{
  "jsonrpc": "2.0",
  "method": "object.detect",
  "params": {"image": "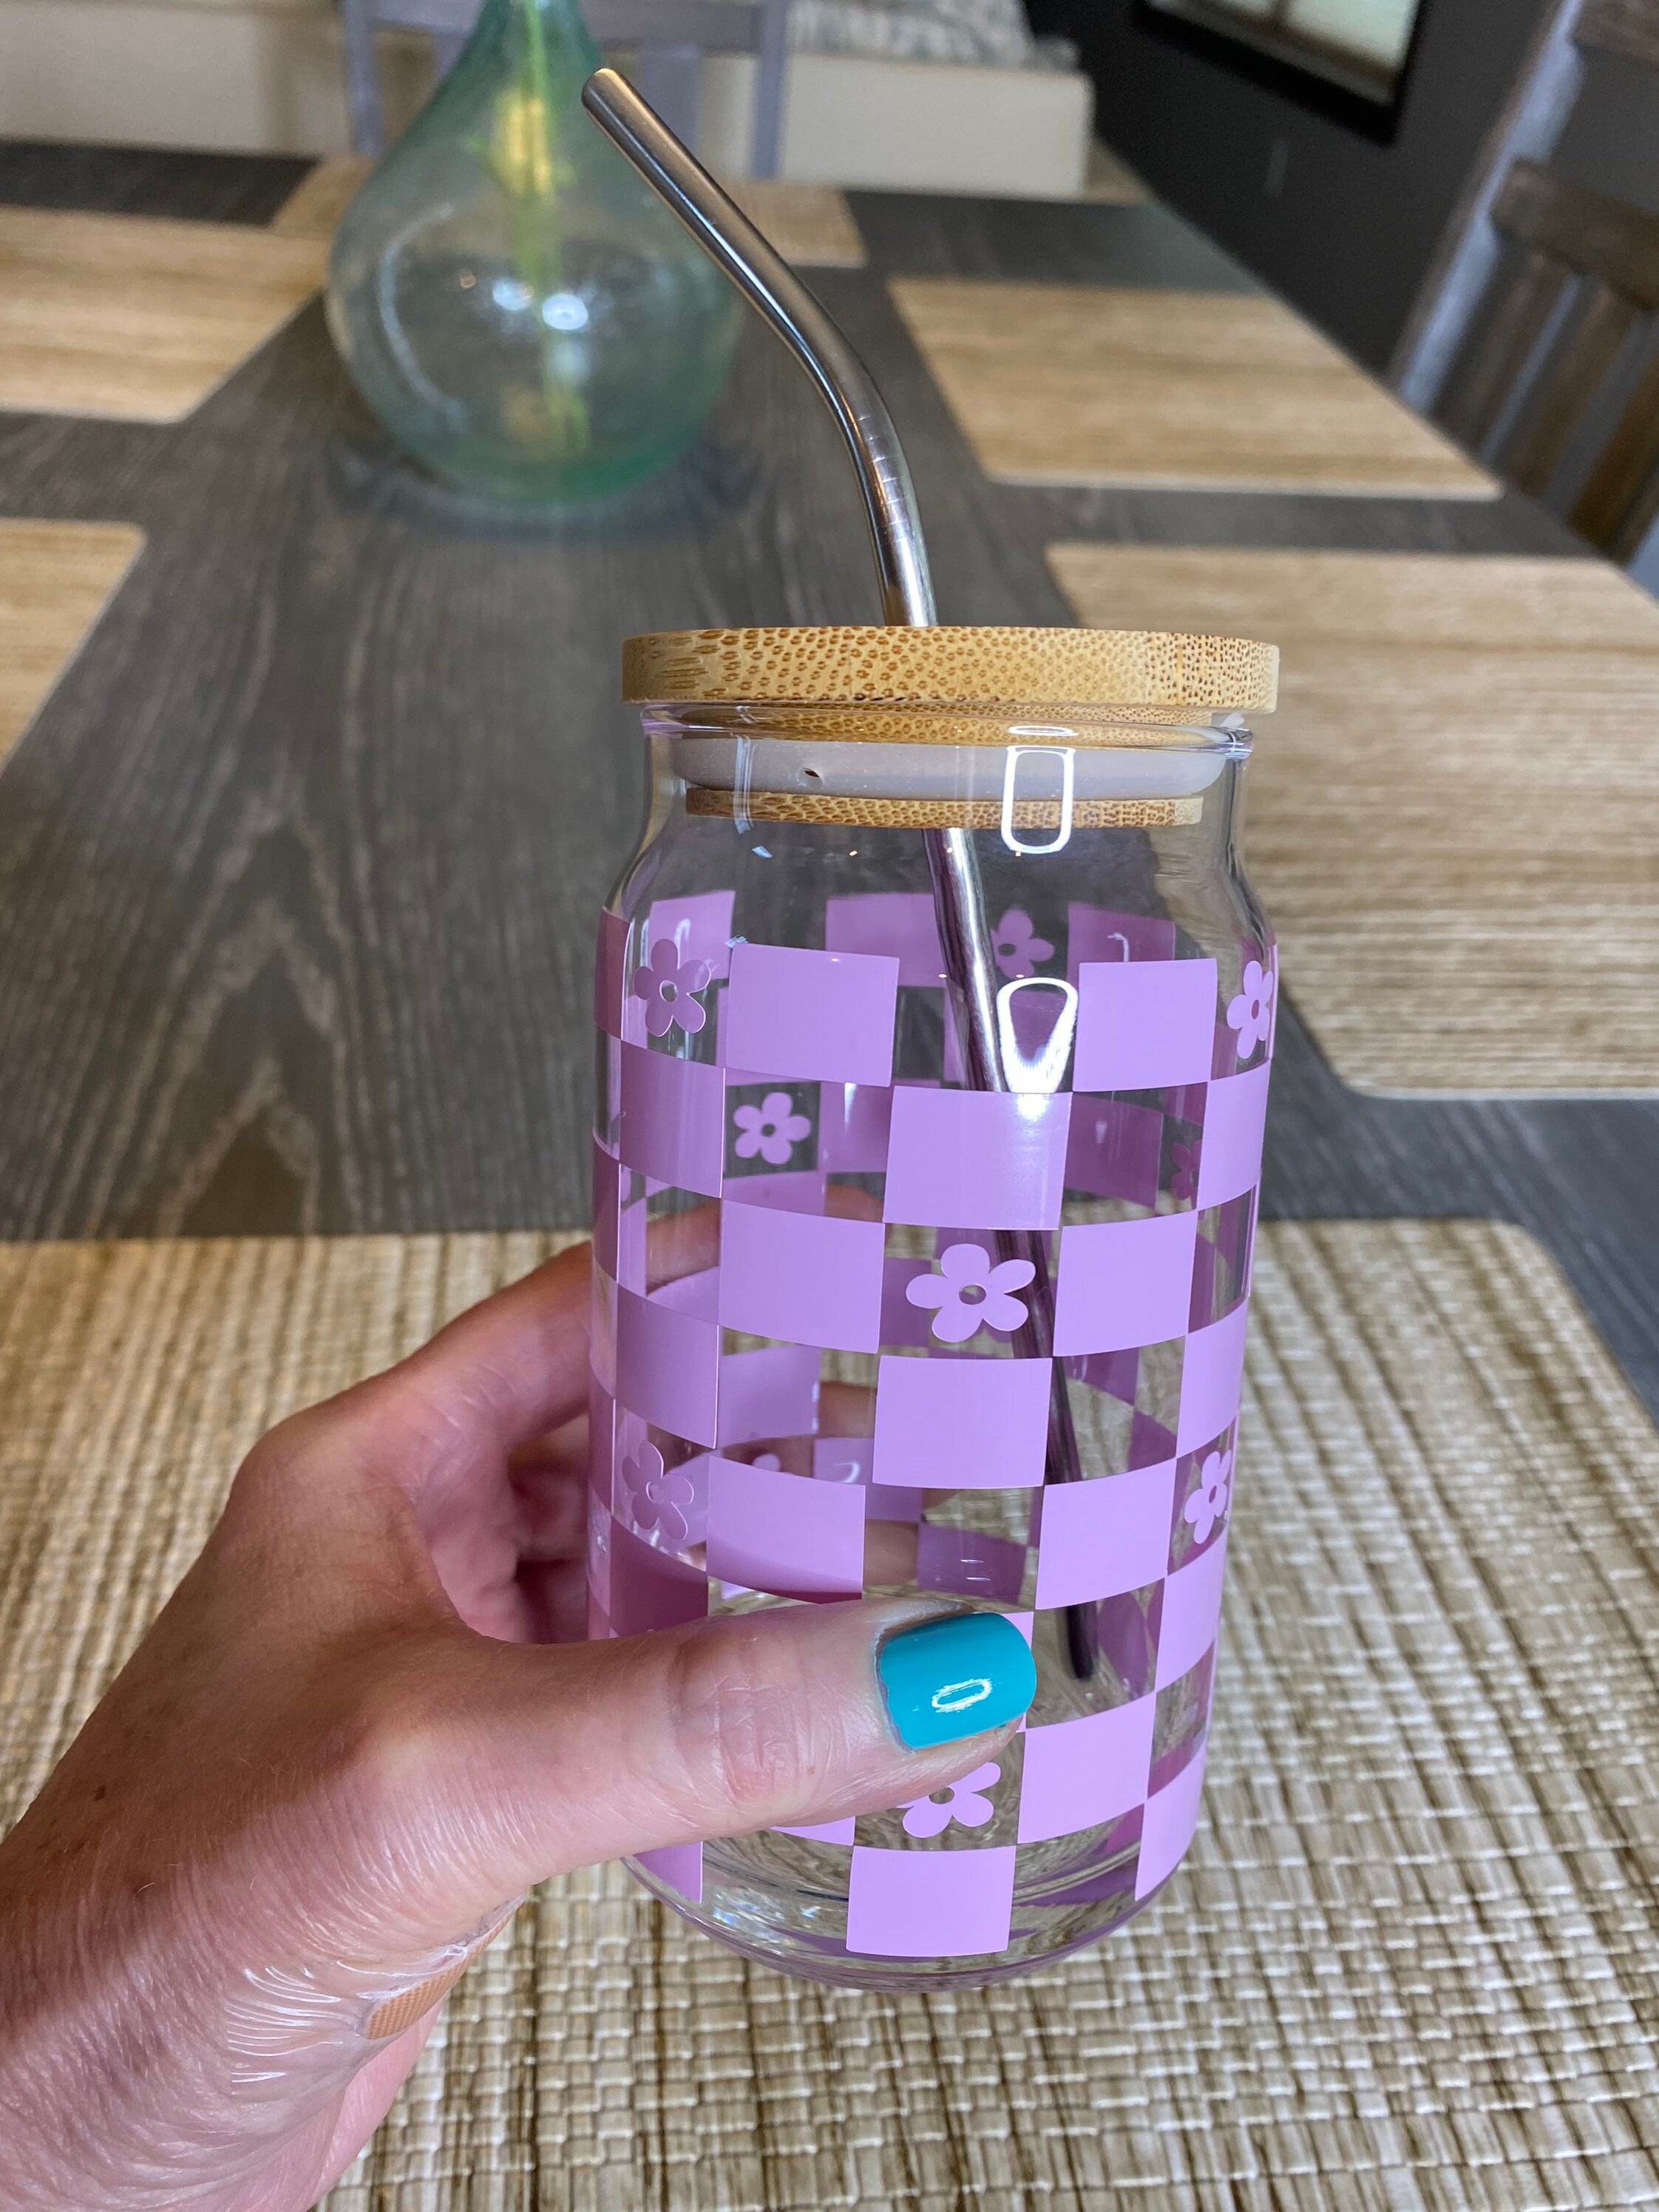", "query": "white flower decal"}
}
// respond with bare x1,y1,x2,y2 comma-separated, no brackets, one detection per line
1226,960,1274,1061
1183,1448,1232,1546
622,1441,696,1544
631,937,710,1038
733,1090,811,1165
991,908,1054,981
906,1241,1035,1344
900,1761,1001,1837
